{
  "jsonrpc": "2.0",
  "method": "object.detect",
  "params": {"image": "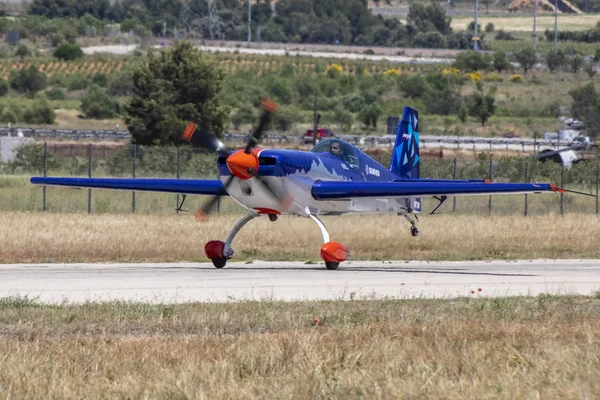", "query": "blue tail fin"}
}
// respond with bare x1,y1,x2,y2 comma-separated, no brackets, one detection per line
390,106,420,179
